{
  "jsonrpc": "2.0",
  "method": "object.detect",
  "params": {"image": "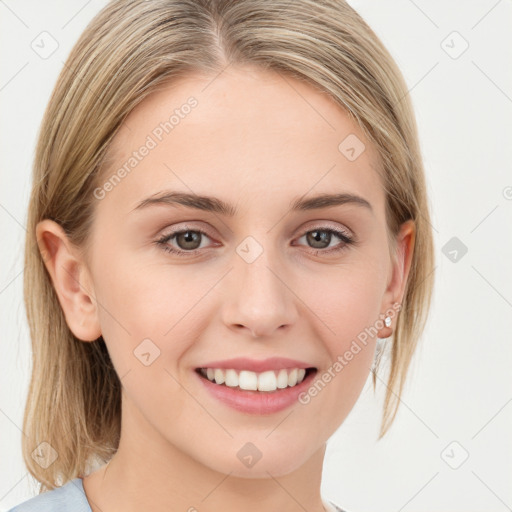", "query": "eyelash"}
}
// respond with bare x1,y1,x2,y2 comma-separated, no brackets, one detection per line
155,225,355,257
